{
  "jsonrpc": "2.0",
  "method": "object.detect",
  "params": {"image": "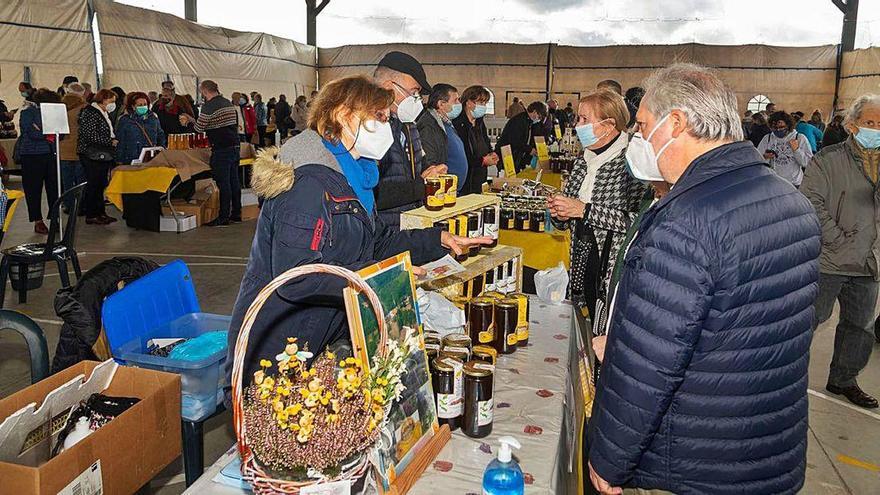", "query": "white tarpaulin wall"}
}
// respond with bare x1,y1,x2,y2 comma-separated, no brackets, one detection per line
553,44,839,116
0,0,96,109
319,43,550,116
319,42,840,117
93,0,316,102
839,47,880,110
